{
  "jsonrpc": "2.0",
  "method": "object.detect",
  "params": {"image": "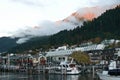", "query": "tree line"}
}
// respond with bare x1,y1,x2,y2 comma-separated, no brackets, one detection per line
8,6,120,53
